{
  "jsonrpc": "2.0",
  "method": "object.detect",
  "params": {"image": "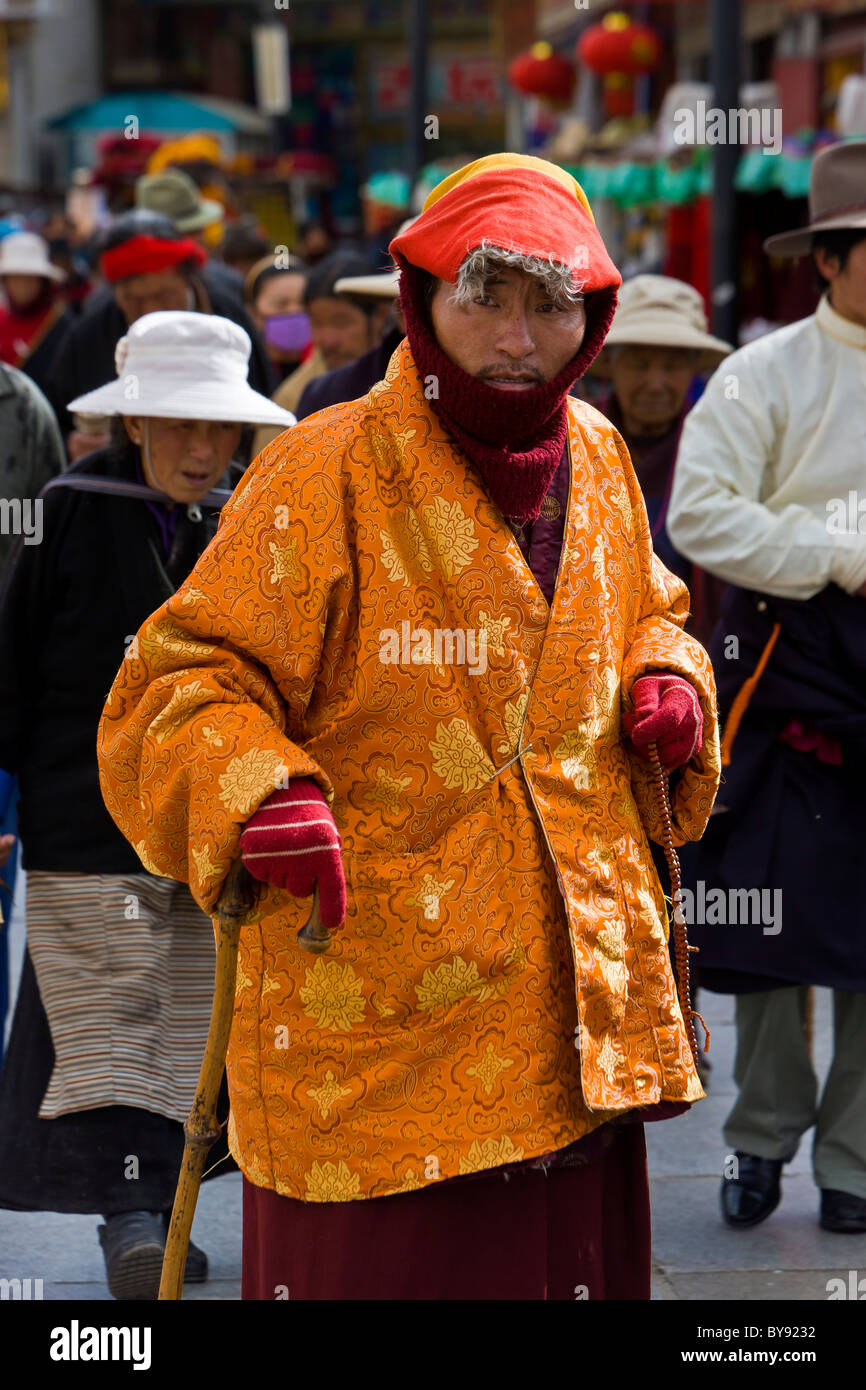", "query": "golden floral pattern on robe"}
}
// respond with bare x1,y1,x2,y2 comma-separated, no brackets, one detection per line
555,726,598,790
306,1070,353,1119
97,340,719,1202
429,717,496,792
458,1134,525,1174
299,958,367,1031
362,767,413,815
414,954,502,1012
218,749,288,817
149,679,210,744
465,1041,516,1096
406,872,456,921
477,610,511,658
304,1159,362,1202
417,496,479,579
190,842,220,888
380,507,433,585
266,535,302,588
496,691,530,759
138,619,217,671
